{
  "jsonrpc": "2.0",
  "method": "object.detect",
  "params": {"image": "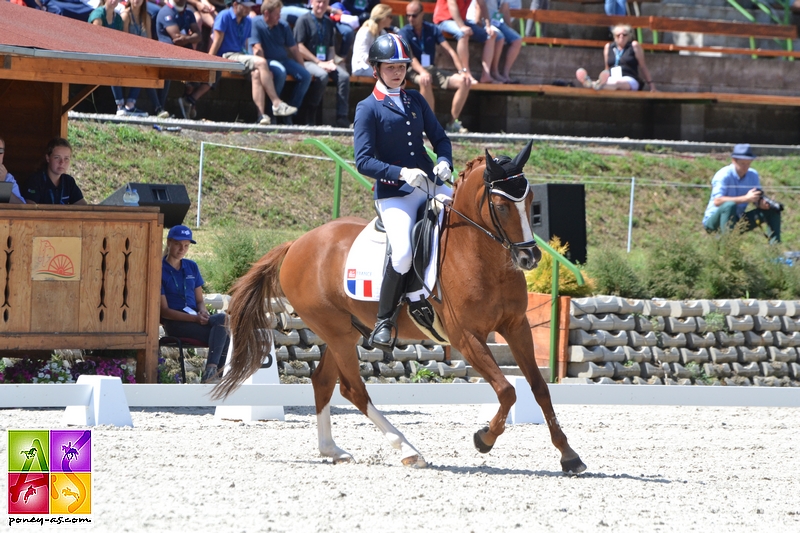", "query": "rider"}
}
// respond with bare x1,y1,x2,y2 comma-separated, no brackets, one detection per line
353,33,454,352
